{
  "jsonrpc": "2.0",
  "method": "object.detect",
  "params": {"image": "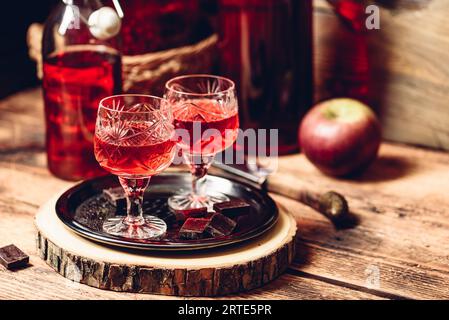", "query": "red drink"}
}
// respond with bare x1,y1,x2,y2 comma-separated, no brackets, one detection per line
323,0,370,103
165,75,237,212
94,94,175,239
173,99,239,155
217,0,313,154
43,48,122,180
329,0,366,32
94,134,176,177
